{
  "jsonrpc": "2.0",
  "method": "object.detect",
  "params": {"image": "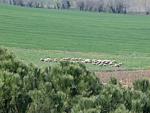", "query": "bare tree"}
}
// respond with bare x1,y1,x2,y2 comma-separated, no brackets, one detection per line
76,0,85,11
61,0,71,9
0,0,150,14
